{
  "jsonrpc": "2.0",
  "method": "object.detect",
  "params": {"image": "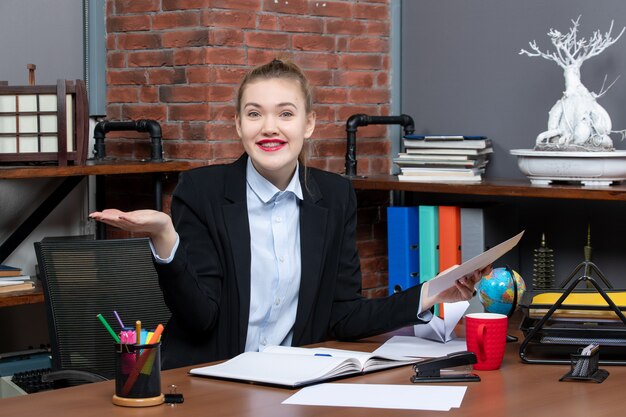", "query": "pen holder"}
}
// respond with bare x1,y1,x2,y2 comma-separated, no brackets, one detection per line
112,342,164,407
559,348,609,383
